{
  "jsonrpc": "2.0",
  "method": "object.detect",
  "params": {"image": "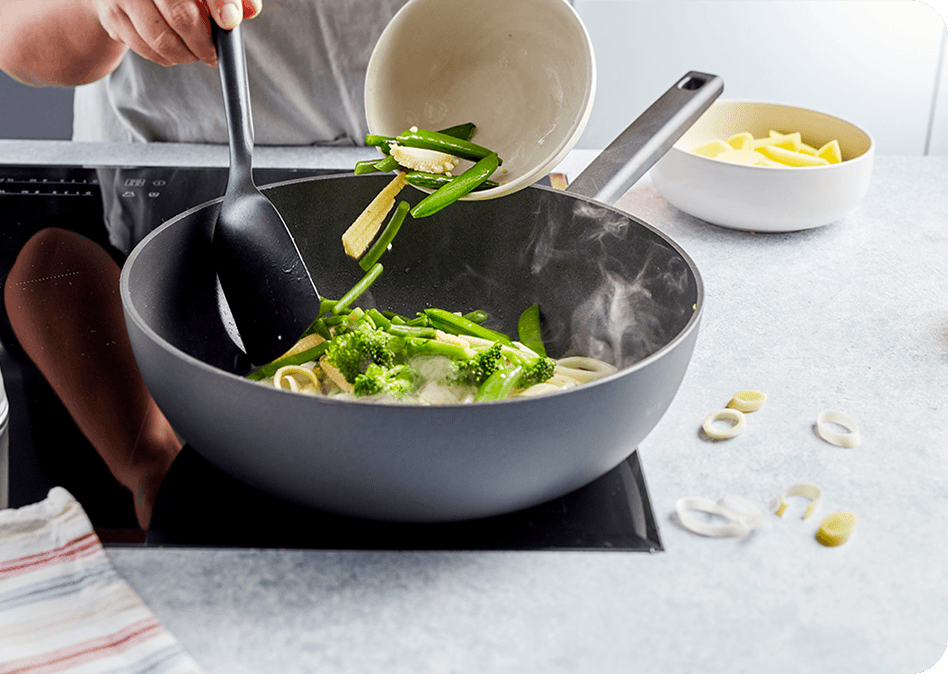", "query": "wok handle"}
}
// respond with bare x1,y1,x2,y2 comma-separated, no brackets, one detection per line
566,71,723,206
